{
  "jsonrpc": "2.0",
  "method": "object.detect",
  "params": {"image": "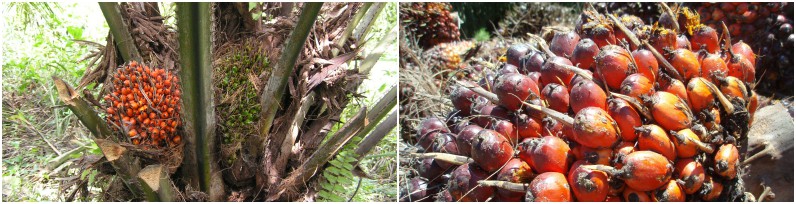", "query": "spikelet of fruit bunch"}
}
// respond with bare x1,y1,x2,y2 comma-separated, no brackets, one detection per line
403,4,761,202
401,2,461,49
104,61,182,148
